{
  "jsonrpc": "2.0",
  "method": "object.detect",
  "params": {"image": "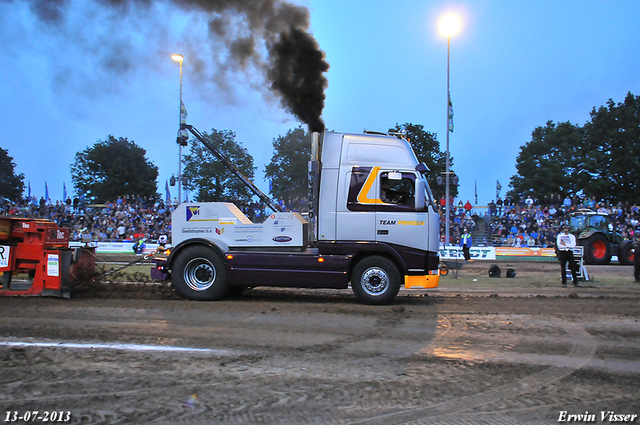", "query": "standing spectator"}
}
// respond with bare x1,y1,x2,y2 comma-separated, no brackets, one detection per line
633,238,640,283
556,226,580,287
464,200,472,214
459,228,472,261
525,195,534,209
488,200,496,216
504,196,512,209
117,222,126,239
